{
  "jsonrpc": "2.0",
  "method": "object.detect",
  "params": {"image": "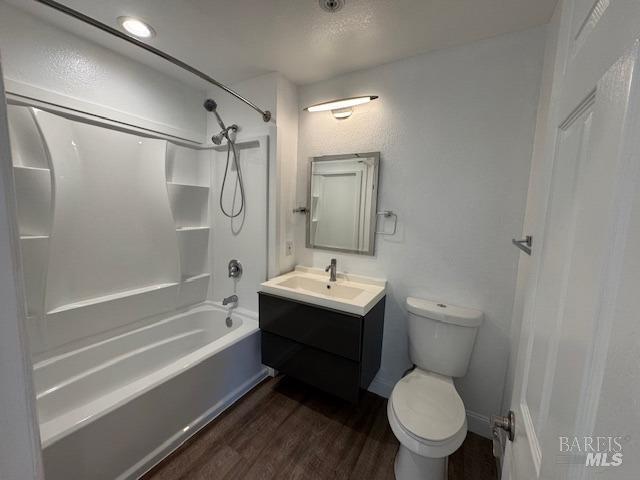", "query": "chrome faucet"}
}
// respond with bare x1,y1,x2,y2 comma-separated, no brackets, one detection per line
325,258,337,282
222,294,238,306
